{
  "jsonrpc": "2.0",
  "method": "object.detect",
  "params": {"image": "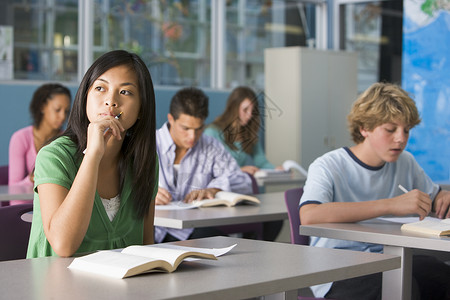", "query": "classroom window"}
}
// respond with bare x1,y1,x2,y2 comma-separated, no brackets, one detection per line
92,0,211,86
225,0,322,89
336,0,403,92
0,0,323,88
0,0,78,81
